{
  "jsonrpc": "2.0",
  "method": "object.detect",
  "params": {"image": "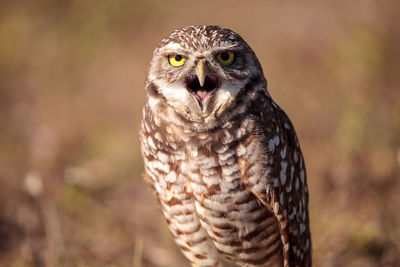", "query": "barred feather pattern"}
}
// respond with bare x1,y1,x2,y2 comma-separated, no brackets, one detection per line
140,25,311,267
